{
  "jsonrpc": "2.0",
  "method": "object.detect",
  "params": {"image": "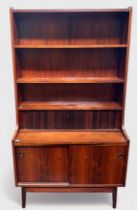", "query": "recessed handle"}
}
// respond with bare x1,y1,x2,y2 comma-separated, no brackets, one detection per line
18,152,24,158
117,152,124,159
66,112,71,119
